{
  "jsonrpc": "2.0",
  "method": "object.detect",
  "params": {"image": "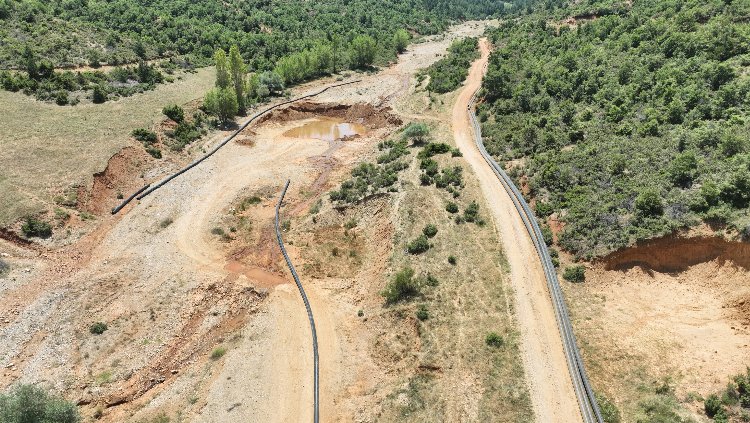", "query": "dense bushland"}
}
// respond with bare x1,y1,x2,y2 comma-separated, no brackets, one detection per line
480,0,750,258
424,37,479,93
